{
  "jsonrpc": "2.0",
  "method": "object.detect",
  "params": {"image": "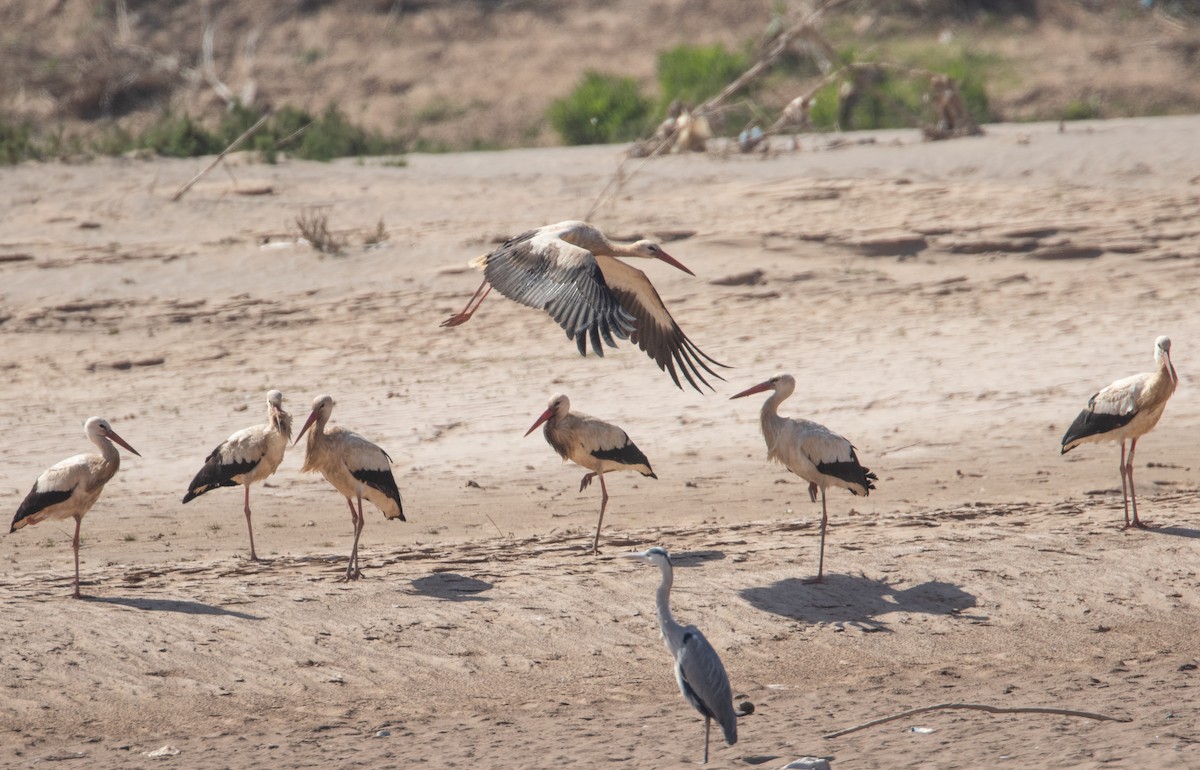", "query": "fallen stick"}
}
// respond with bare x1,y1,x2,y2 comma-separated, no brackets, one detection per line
171,112,271,202
823,702,1131,739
